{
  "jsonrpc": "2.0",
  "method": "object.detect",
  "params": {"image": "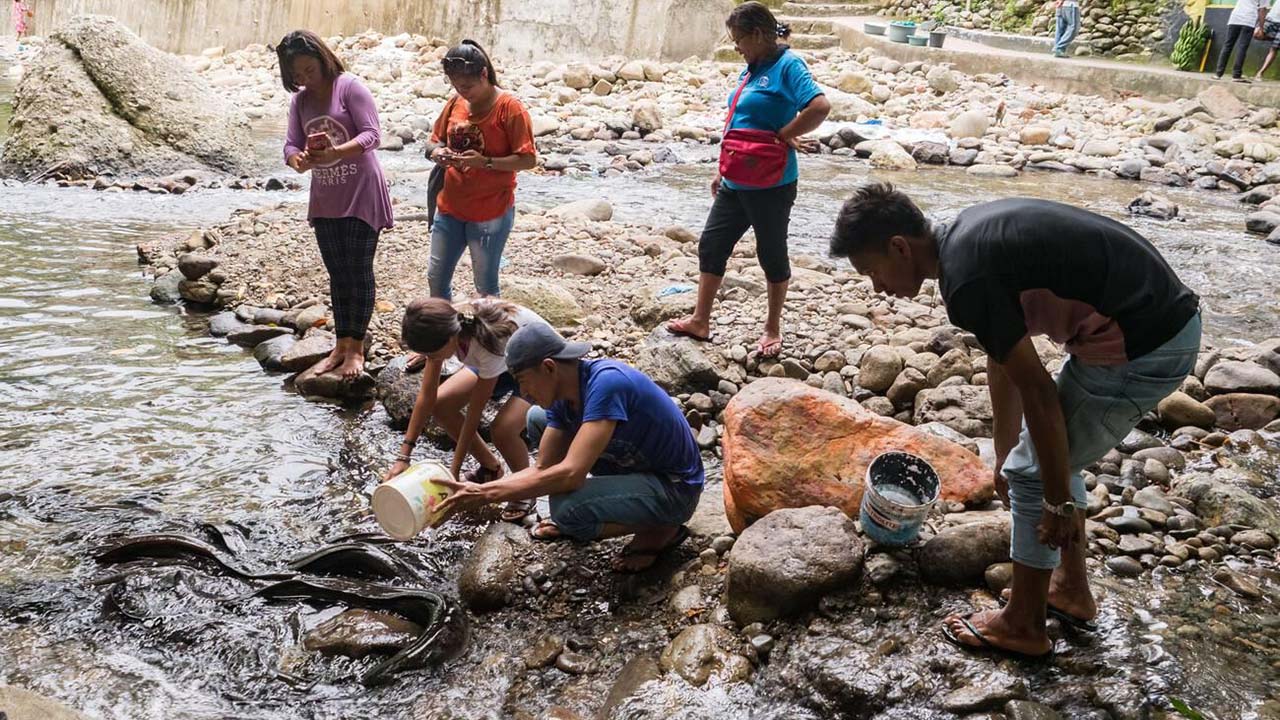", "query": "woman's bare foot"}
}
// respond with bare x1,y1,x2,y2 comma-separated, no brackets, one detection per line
942,608,1052,657
311,348,343,376
666,316,711,342
337,350,365,381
